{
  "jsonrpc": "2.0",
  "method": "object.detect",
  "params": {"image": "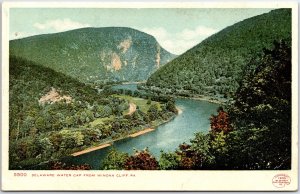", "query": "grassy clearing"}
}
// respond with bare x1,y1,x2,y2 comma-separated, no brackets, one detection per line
113,94,161,113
